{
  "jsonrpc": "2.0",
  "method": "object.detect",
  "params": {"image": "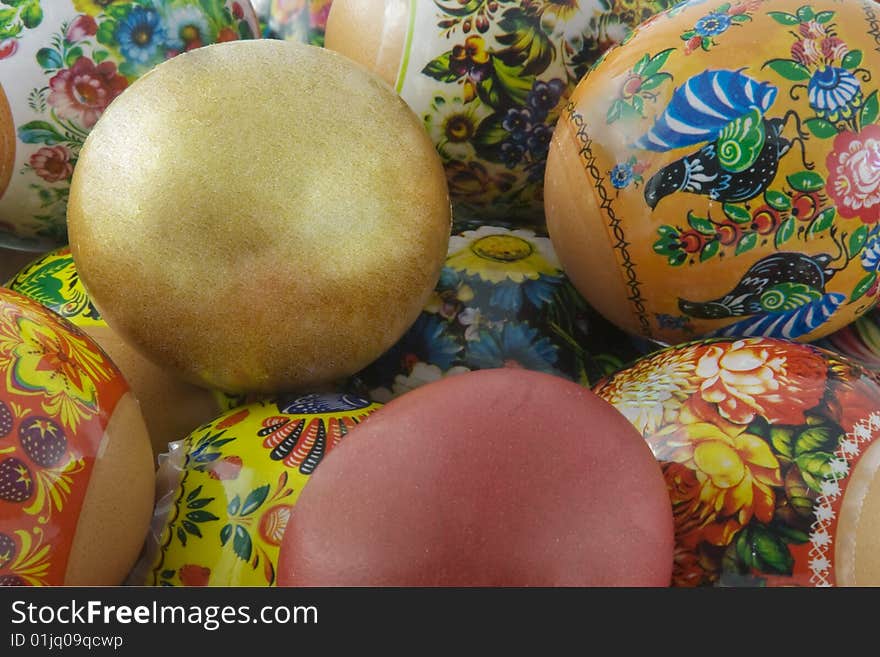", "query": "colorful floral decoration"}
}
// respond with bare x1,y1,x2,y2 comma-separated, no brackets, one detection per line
0,288,128,586
5,247,247,411
395,0,682,225
0,1,259,251
266,0,331,45
133,393,382,587
595,337,880,587
349,221,658,402
549,0,880,346
813,305,880,371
